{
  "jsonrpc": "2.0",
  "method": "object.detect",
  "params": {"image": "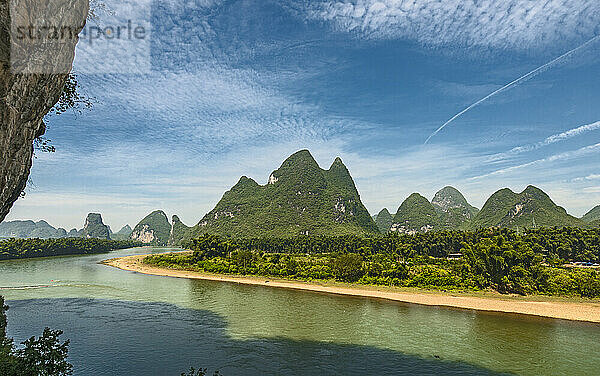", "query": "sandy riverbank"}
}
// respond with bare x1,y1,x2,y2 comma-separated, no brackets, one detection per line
103,253,600,323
